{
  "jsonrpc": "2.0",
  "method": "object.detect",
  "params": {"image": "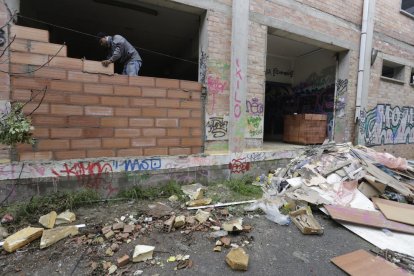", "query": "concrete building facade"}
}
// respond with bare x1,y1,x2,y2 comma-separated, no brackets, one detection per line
0,0,414,201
